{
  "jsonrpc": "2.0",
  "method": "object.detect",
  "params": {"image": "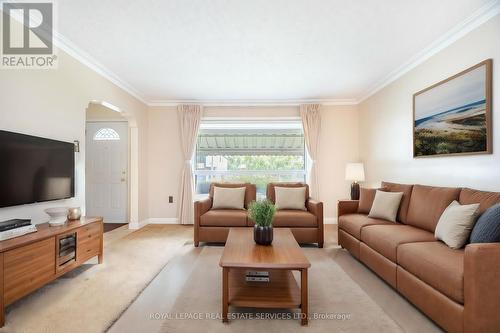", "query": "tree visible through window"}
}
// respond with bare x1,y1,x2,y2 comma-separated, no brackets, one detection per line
194,120,306,197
